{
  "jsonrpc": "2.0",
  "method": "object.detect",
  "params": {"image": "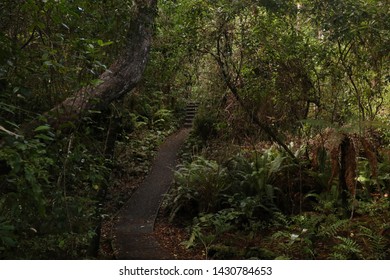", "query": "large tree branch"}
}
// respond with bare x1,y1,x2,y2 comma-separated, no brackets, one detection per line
23,0,158,133
215,32,297,160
